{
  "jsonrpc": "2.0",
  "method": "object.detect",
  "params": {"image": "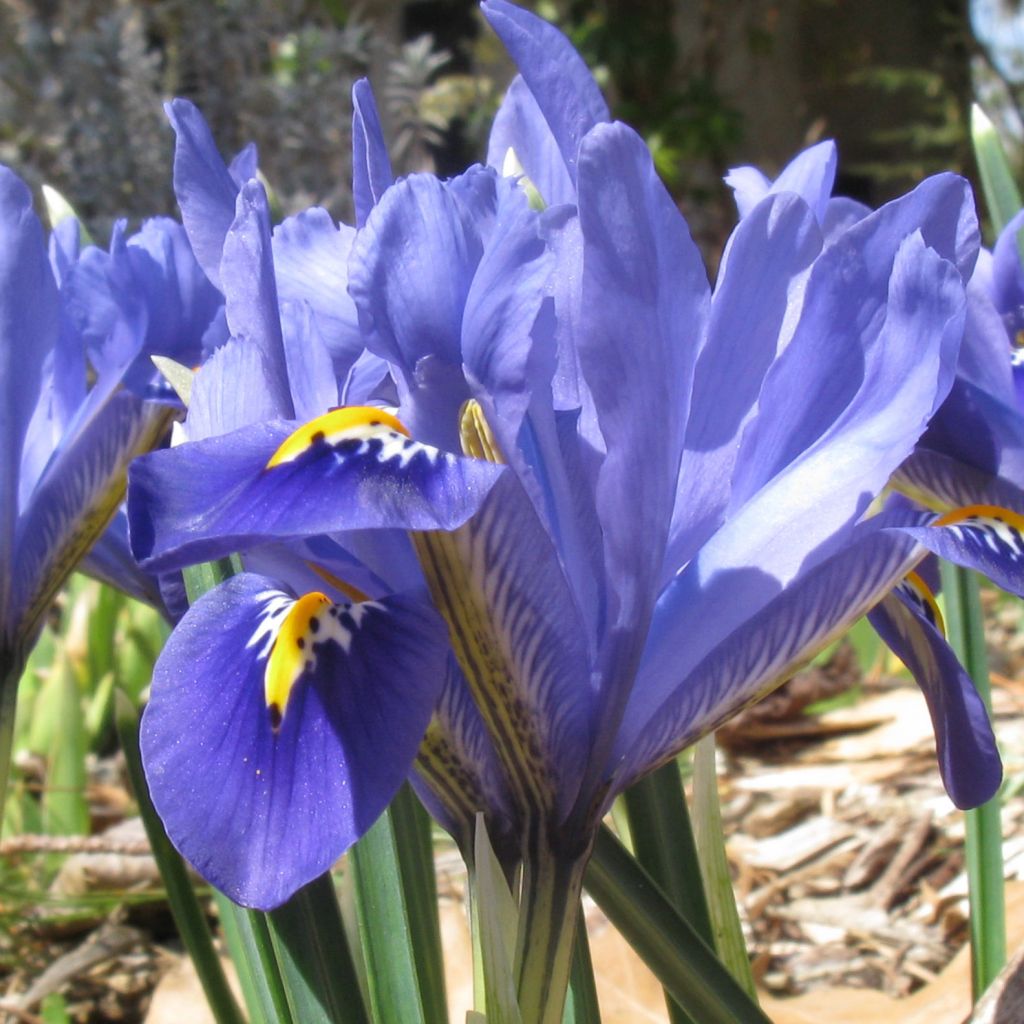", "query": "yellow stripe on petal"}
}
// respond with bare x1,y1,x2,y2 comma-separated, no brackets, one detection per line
266,406,409,469
933,503,1024,531
901,571,945,637
264,591,331,730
